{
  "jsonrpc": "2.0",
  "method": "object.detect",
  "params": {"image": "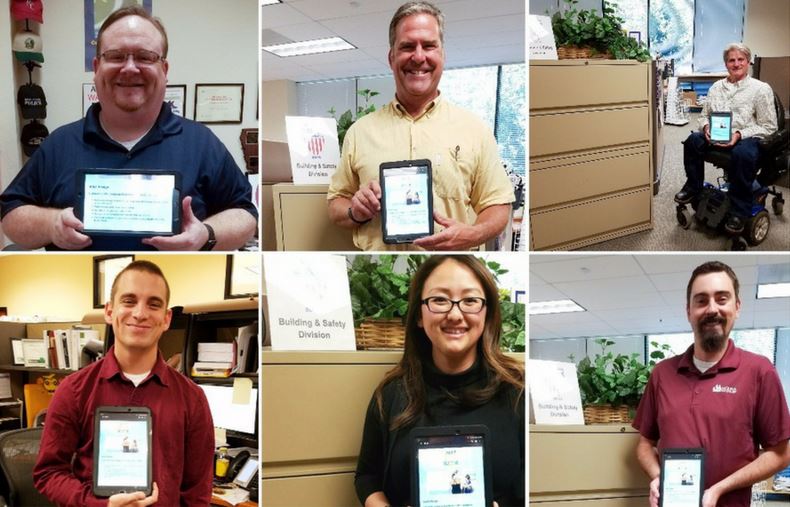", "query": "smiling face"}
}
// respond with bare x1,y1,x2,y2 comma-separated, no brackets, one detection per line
686,271,741,354
388,12,444,113
105,269,172,355
725,49,749,83
418,259,486,373
93,15,168,119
